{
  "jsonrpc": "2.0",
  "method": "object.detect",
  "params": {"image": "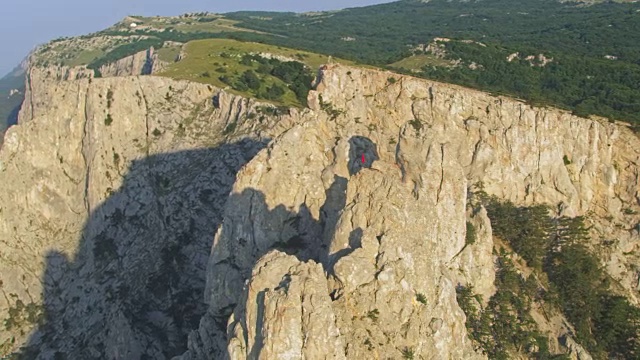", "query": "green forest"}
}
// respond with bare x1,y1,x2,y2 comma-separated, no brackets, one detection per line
221,54,314,105
222,0,640,129
456,253,569,360
463,193,640,359
419,41,640,126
